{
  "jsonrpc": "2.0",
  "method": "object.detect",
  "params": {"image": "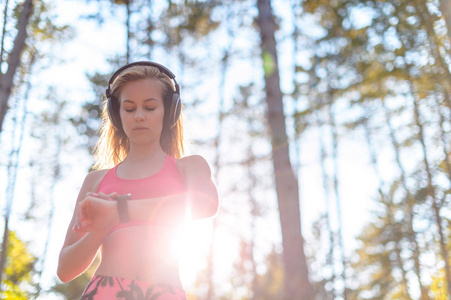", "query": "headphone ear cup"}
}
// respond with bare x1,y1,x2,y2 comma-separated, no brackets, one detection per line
168,93,181,128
